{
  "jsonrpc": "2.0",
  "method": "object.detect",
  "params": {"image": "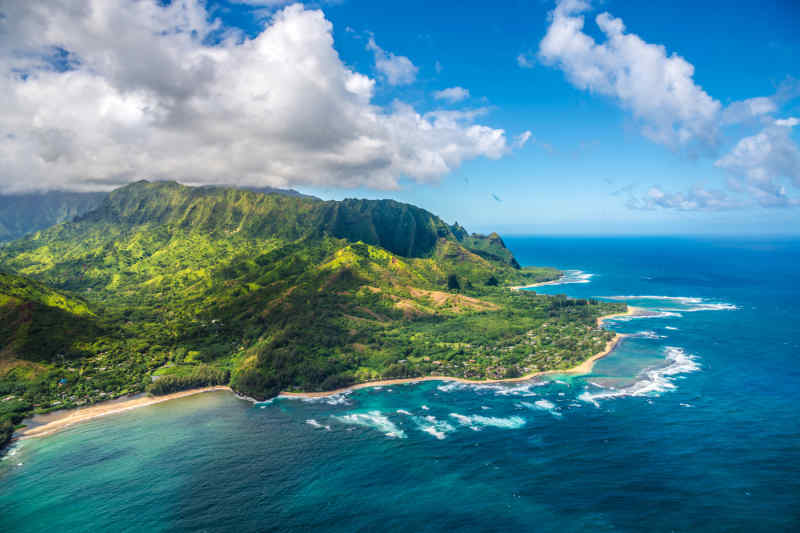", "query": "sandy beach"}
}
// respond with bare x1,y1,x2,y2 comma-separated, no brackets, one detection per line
16,386,231,440
14,307,638,439
280,307,638,398
508,278,566,290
